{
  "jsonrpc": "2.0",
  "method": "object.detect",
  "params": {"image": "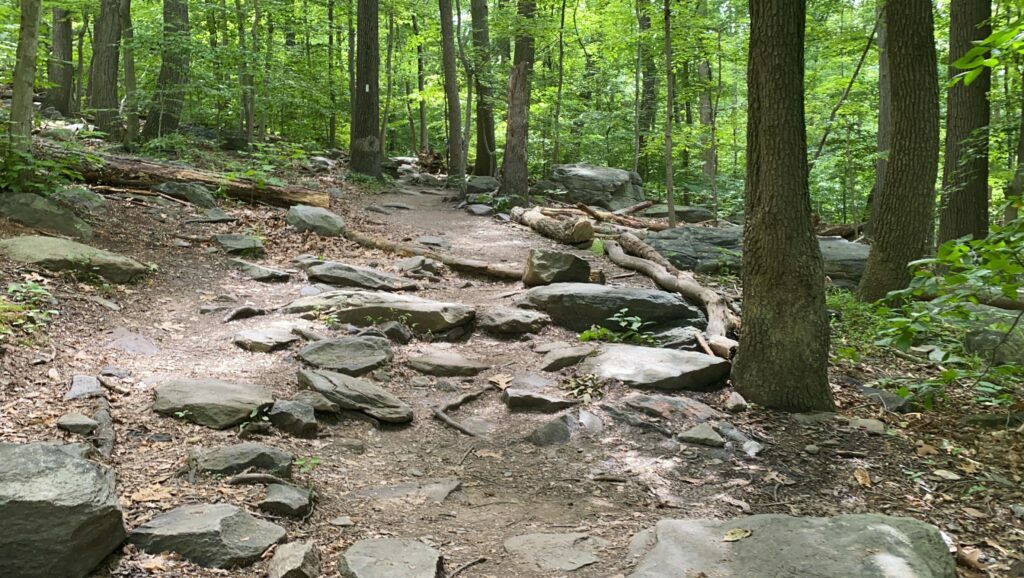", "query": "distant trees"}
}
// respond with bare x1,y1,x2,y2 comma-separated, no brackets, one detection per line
438,0,464,182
